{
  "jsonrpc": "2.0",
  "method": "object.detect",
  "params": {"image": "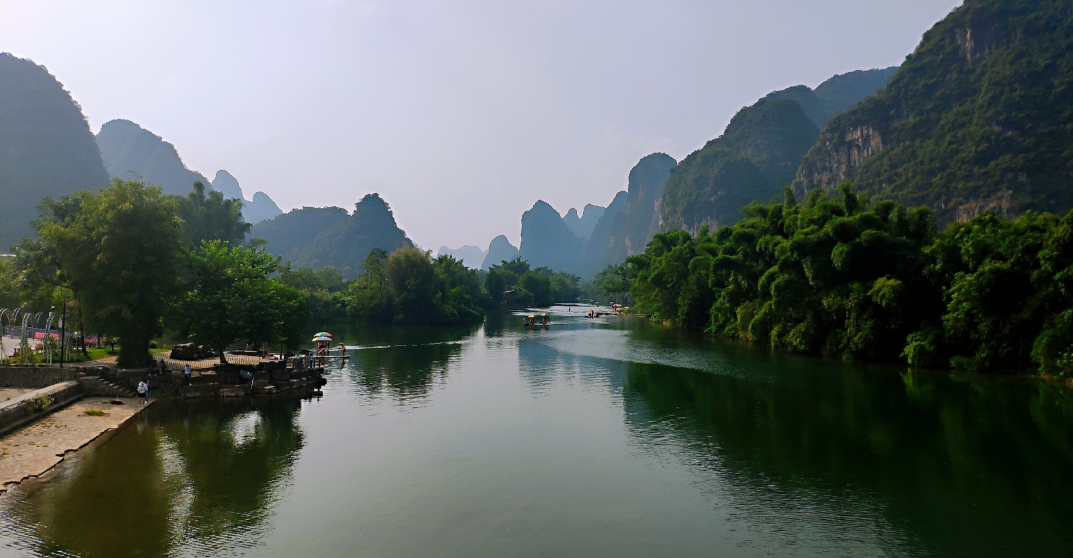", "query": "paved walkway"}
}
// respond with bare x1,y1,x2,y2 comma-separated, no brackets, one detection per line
87,353,271,370
0,389,34,404
0,397,148,490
